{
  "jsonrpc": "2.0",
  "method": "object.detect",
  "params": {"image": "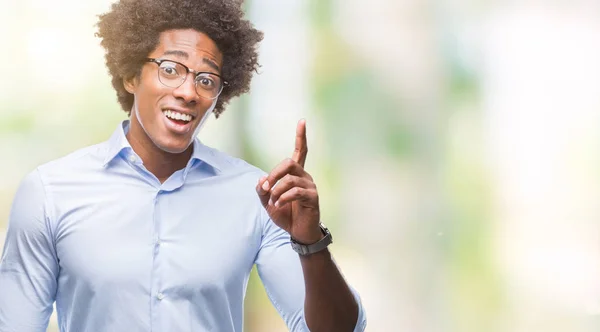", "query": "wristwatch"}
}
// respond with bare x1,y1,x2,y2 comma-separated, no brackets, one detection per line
290,223,333,256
